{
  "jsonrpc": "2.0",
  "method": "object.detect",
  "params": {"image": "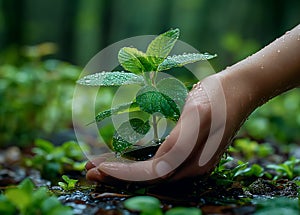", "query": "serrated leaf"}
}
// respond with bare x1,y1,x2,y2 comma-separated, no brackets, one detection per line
77,71,144,86
157,53,217,71
156,78,188,112
146,28,180,69
118,47,153,73
136,86,180,121
95,102,140,122
112,118,150,152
